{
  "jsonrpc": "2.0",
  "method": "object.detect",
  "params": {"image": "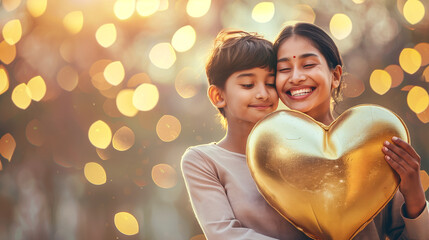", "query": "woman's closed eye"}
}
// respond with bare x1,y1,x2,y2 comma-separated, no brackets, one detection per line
303,63,317,68
278,67,291,73
241,84,253,88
